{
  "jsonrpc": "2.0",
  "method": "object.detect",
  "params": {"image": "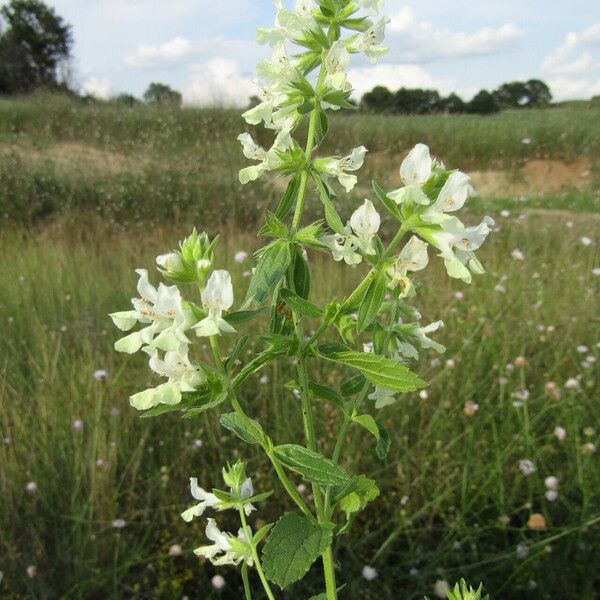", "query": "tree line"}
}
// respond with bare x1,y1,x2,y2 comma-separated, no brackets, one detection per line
361,80,552,115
